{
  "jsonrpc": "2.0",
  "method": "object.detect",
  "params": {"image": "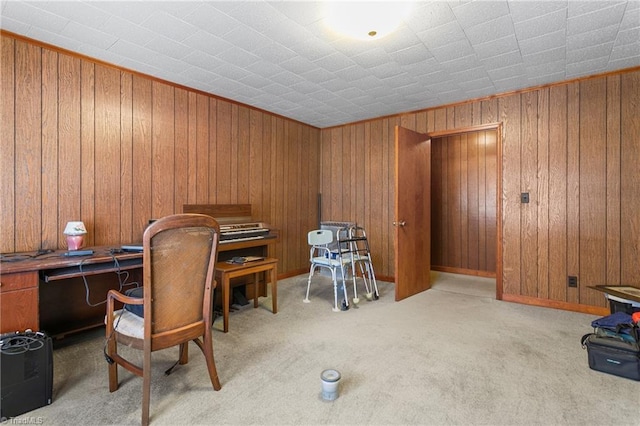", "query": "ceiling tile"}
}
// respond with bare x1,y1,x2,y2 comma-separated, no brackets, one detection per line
99,15,157,46
473,35,520,59
567,2,627,36
464,15,516,46
140,11,198,42
519,30,567,56
513,9,567,40
451,0,510,29
3,1,69,33
567,23,619,51
508,1,568,23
